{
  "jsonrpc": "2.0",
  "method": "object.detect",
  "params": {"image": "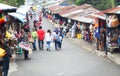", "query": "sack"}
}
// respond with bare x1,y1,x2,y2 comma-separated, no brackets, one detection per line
28,49,32,55
19,42,31,51
107,15,120,28
28,37,34,43
0,48,6,58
